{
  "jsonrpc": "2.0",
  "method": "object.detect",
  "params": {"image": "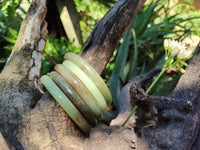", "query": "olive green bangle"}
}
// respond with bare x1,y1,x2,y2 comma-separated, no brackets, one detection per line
64,52,112,105
49,71,97,125
63,60,107,112
40,75,91,133
55,64,103,118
